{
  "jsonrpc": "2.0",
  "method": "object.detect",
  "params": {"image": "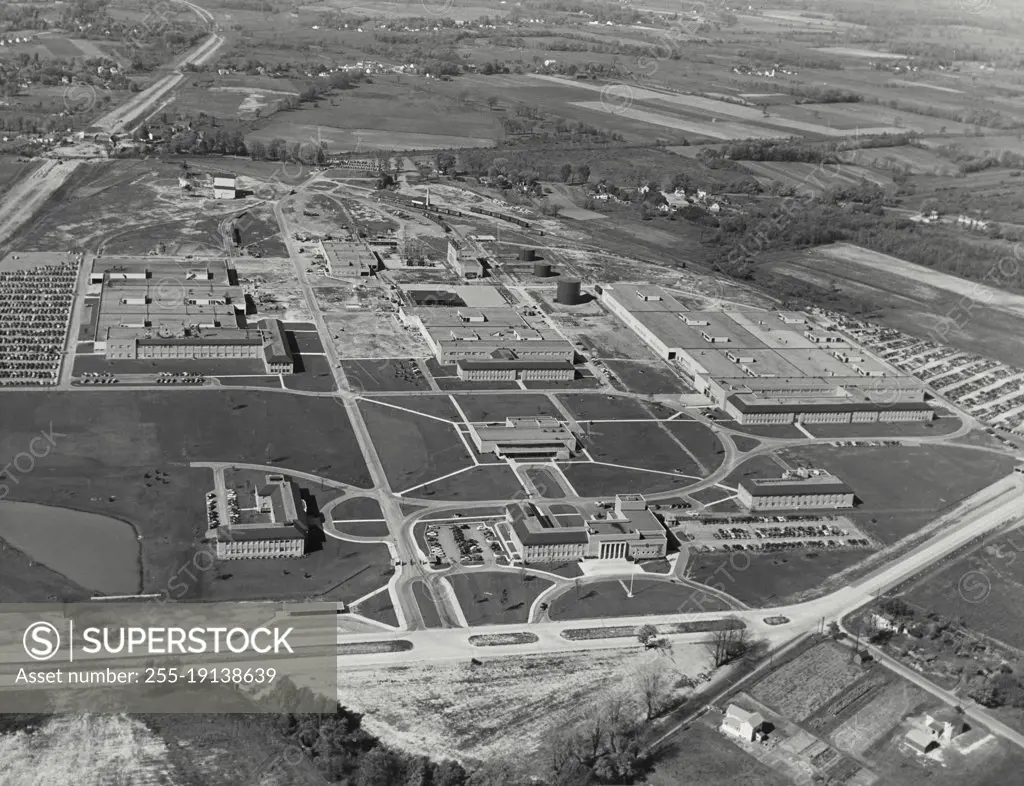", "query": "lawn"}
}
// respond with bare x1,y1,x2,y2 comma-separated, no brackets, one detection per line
358,399,473,491
353,589,399,627
409,465,525,501
602,360,685,395
647,718,790,786
199,538,393,604
780,444,1017,544
0,390,371,594
547,578,732,620
282,355,337,392
330,496,385,520
453,393,561,422
447,570,553,625
561,464,686,496
413,580,444,628
556,393,656,421
687,549,868,607
582,422,706,477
